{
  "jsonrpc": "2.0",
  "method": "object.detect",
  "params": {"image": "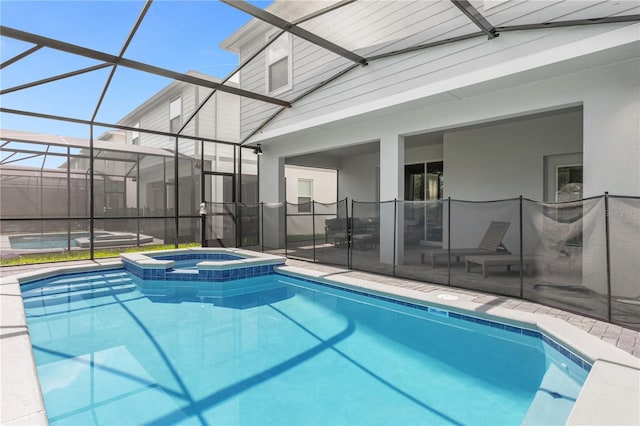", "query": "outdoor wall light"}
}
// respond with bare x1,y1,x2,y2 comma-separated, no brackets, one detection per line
253,144,263,156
